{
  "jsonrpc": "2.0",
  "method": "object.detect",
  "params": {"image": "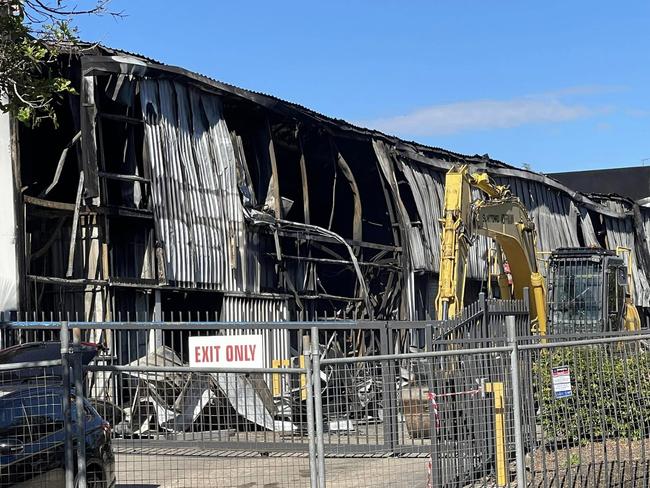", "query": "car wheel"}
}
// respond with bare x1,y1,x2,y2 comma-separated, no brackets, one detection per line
76,465,107,488
87,466,108,488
